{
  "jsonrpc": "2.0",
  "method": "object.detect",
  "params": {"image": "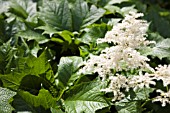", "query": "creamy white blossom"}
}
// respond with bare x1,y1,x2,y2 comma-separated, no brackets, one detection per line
79,12,154,79
128,72,156,91
152,89,170,107
97,11,154,48
79,11,170,104
153,65,170,87
101,74,128,101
